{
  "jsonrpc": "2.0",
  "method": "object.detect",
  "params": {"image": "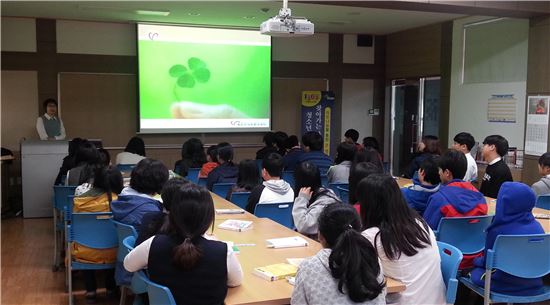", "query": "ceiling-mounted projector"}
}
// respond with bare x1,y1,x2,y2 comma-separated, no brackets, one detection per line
260,0,314,36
